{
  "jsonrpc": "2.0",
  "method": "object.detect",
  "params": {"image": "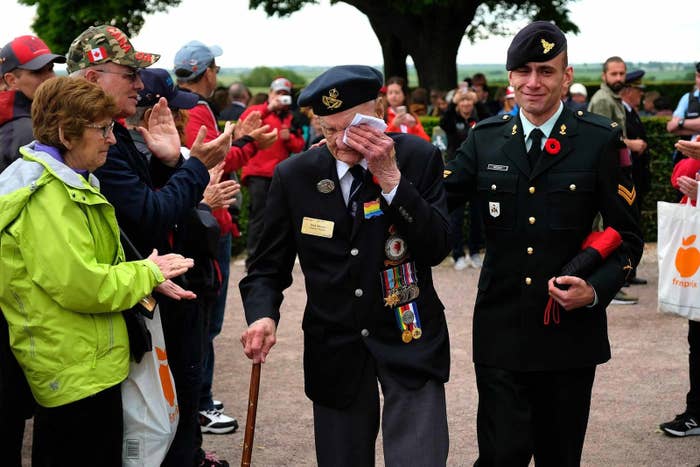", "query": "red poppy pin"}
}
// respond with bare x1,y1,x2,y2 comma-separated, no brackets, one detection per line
544,138,561,155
